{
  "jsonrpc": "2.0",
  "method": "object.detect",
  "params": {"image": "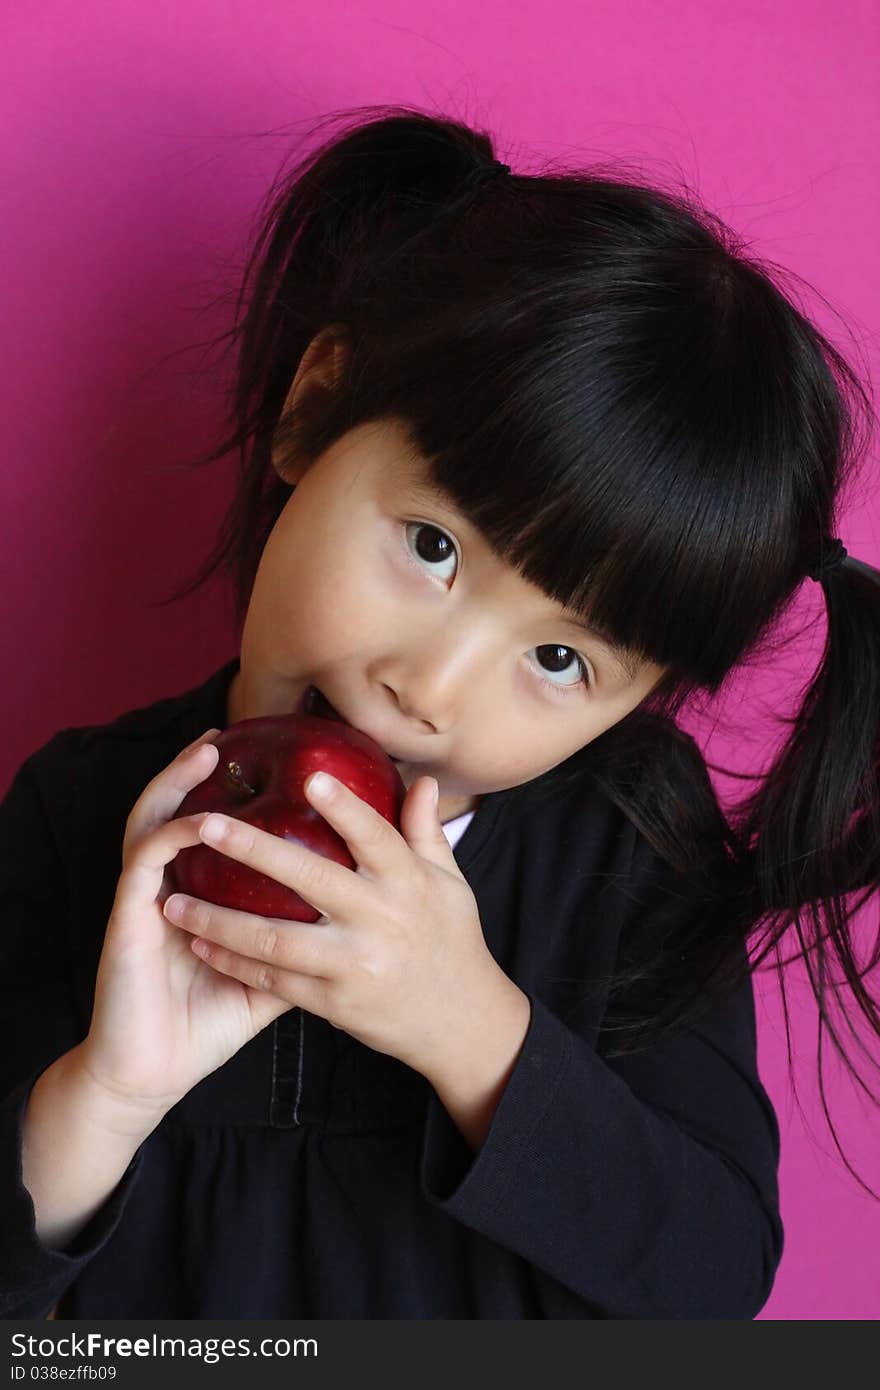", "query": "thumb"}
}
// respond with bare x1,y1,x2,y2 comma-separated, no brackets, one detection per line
400,777,458,868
